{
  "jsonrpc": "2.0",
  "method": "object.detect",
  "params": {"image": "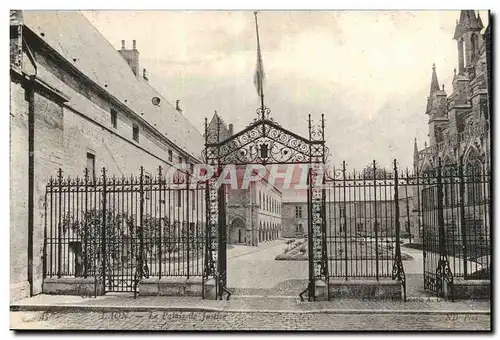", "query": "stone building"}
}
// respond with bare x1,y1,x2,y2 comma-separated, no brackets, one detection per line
413,10,491,244
206,113,283,246
414,10,491,172
10,11,204,301
282,195,411,239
